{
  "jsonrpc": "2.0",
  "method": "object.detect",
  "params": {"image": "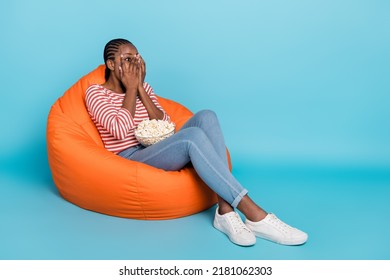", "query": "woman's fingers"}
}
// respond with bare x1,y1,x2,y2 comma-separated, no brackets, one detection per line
139,57,145,73
120,55,143,74
121,56,129,72
129,57,137,73
119,56,140,89
139,55,146,83
140,55,145,68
